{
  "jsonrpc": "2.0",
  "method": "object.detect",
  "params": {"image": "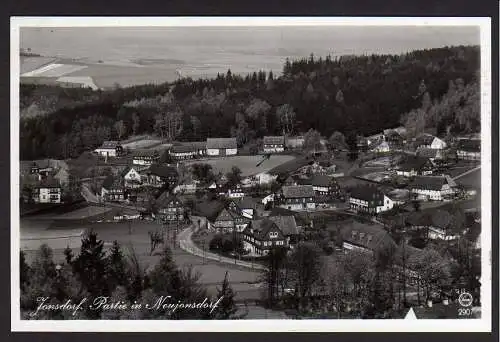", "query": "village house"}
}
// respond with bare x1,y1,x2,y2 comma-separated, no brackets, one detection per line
228,197,262,219
32,179,62,204
371,140,391,153
267,215,300,244
173,181,198,195
94,141,123,158
101,175,125,202
206,138,238,156
226,183,245,198
406,209,461,241
456,139,481,161
211,207,250,233
416,148,445,162
277,185,316,211
348,185,394,214
190,199,225,231
340,222,396,254
301,174,342,199
396,156,434,177
243,171,279,187
415,134,447,150
132,149,160,166
263,136,285,153
384,130,405,147
410,175,457,201
155,192,185,223
143,164,178,188
241,218,288,256
169,142,203,160
285,135,305,149
356,136,369,152
121,166,146,189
